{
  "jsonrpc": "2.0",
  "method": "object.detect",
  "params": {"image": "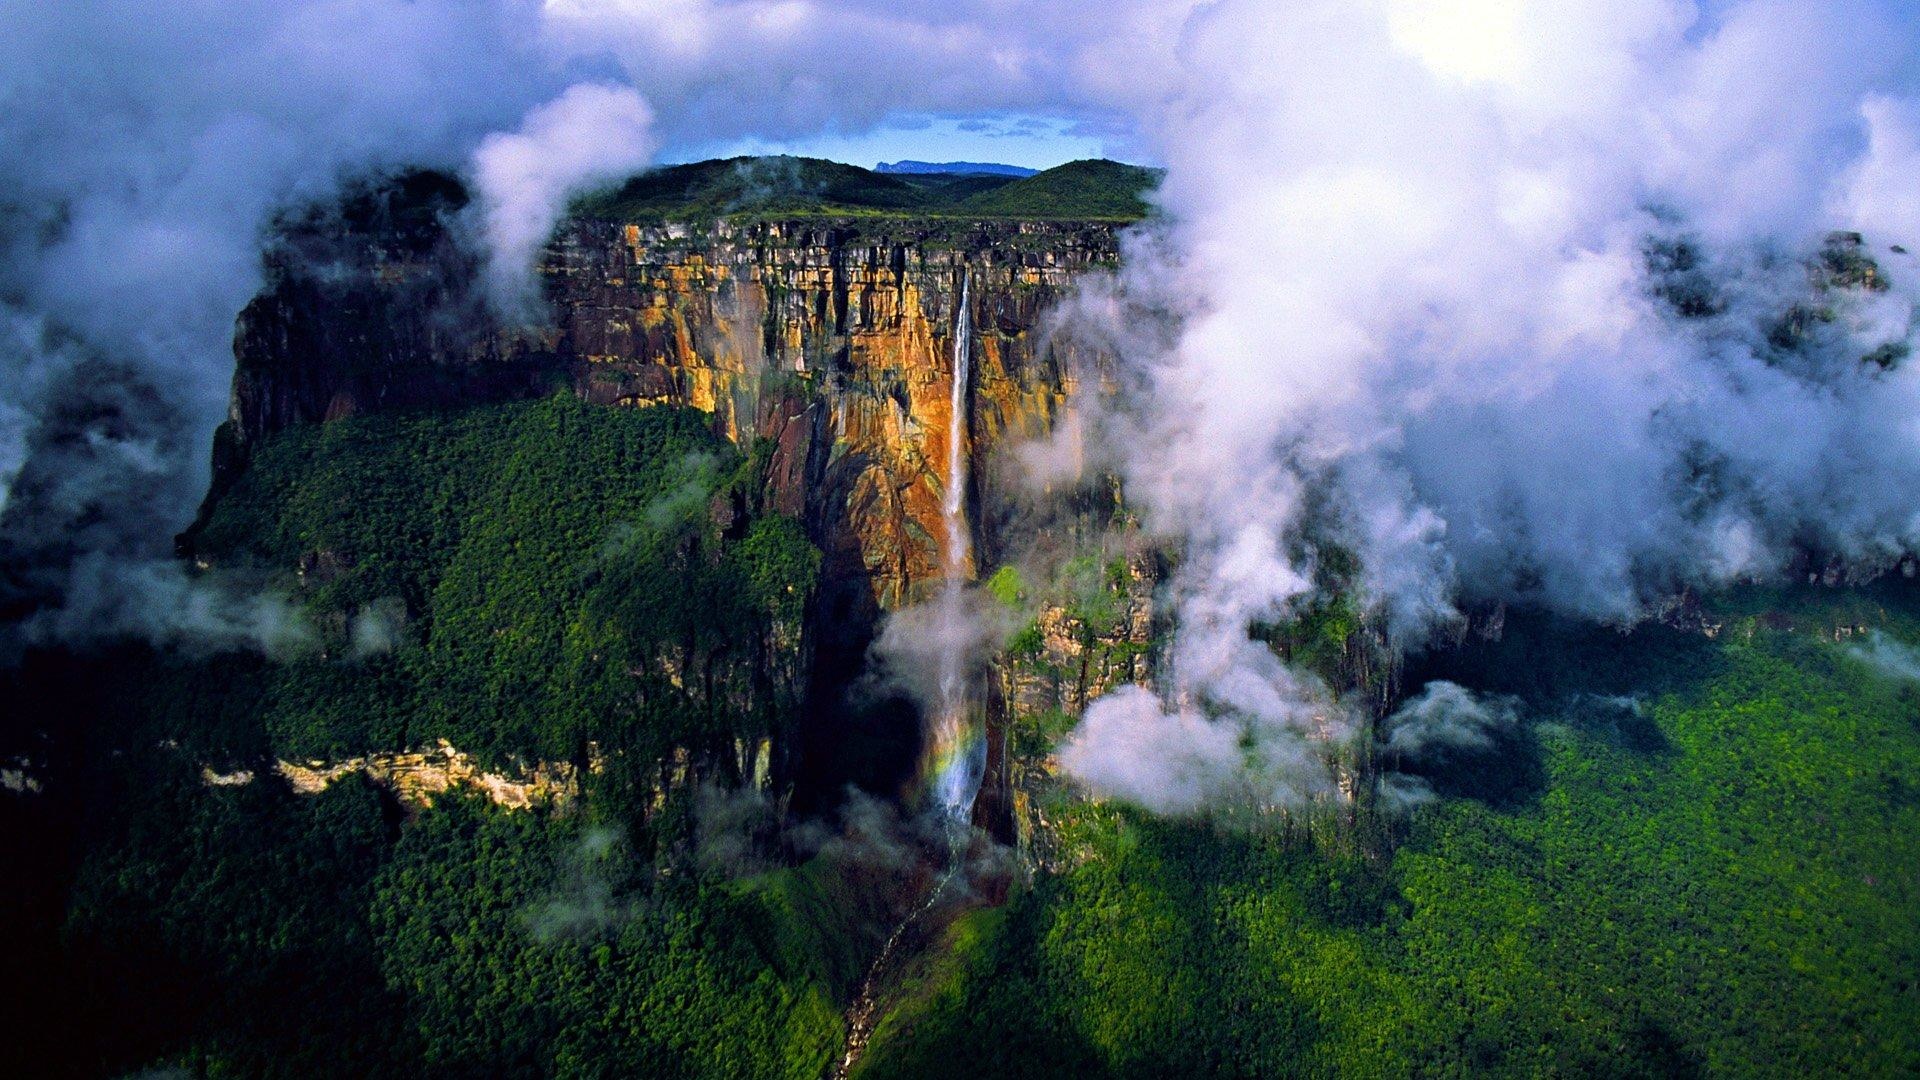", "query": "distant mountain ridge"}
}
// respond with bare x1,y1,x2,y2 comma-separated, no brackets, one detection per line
875,160,1038,177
